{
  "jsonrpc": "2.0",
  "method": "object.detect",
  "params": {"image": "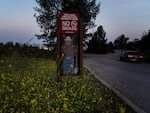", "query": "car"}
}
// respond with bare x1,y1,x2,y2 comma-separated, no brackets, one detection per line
120,51,144,62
